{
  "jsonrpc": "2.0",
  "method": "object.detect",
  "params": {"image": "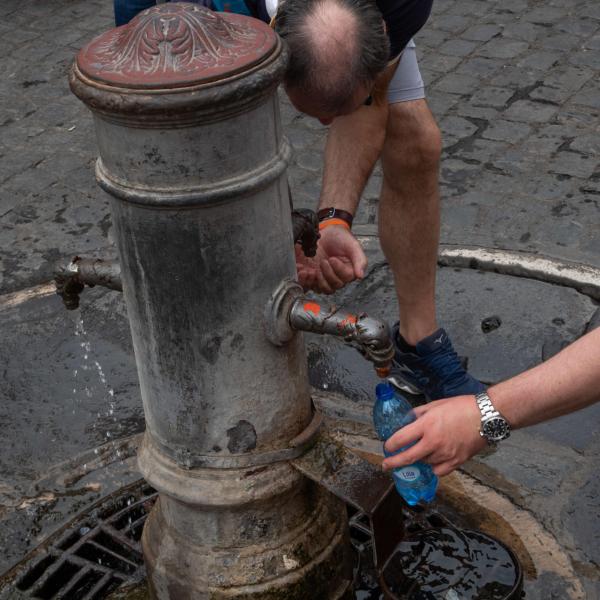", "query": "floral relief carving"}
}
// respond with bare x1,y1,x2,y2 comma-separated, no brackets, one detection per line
90,3,259,77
